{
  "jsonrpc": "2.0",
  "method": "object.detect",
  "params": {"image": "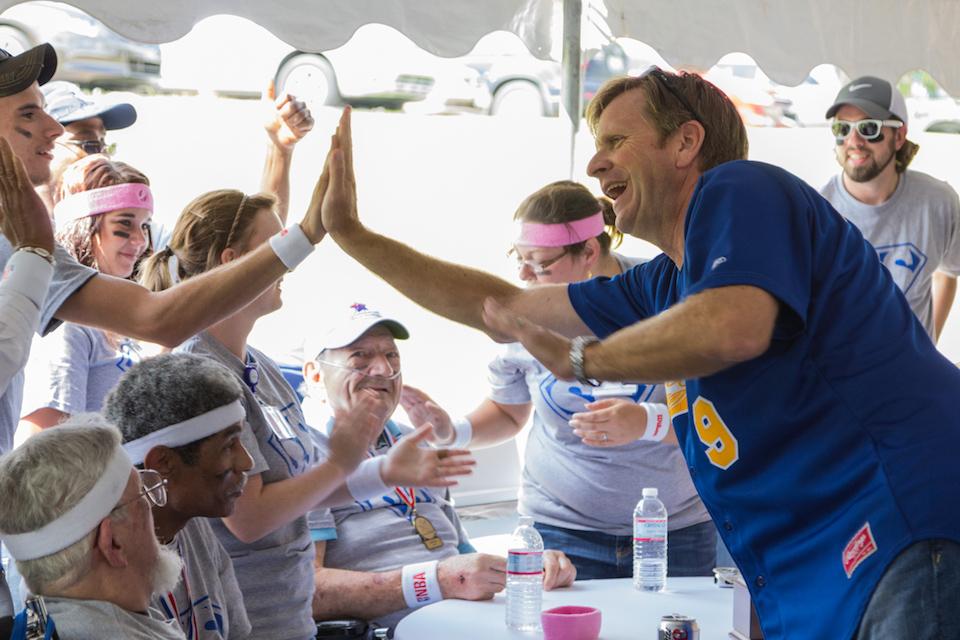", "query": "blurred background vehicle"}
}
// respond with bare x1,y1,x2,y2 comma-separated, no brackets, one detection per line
902,71,960,134
0,0,160,90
